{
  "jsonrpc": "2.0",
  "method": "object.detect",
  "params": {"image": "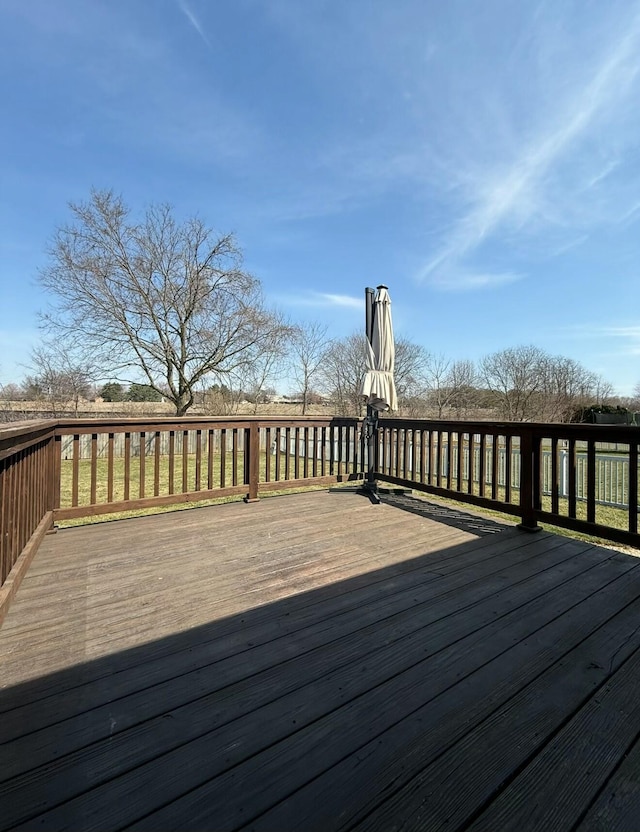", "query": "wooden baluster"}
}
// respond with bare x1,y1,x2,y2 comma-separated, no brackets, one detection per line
220,429,227,488
587,439,596,523
207,429,214,490
195,429,202,492
491,434,499,501
168,431,175,494
139,432,146,498
182,430,189,493
312,427,318,478
107,432,114,503
72,435,79,507
124,432,131,502
551,437,559,515
505,435,512,503
629,441,638,535
232,428,239,487
154,431,161,497
90,433,98,505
